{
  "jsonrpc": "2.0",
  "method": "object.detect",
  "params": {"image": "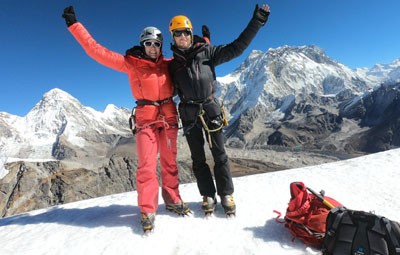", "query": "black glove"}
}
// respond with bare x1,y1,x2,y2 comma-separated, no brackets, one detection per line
62,6,77,27
253,4,270,24
202,25,210,40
